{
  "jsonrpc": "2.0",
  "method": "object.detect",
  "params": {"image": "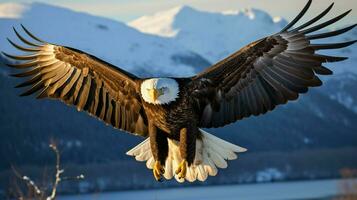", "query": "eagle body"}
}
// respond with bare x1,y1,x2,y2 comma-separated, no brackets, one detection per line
140,78,202,171
140,78,196,136
3,0,356,182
